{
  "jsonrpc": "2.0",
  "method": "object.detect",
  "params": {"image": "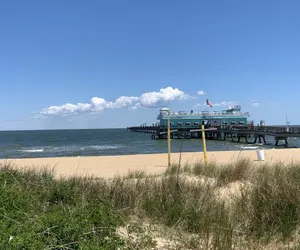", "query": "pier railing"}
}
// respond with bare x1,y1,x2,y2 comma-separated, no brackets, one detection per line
127,124,300,146
128,125,300,133
223,125,300,135
128,125,300,137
